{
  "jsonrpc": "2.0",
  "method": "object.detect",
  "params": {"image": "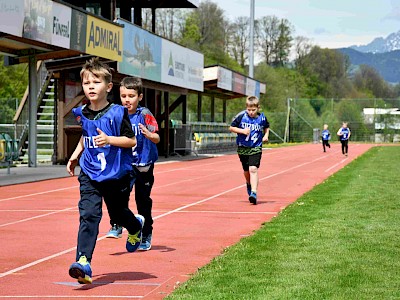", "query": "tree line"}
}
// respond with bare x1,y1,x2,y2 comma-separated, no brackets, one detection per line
1,0,399,137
